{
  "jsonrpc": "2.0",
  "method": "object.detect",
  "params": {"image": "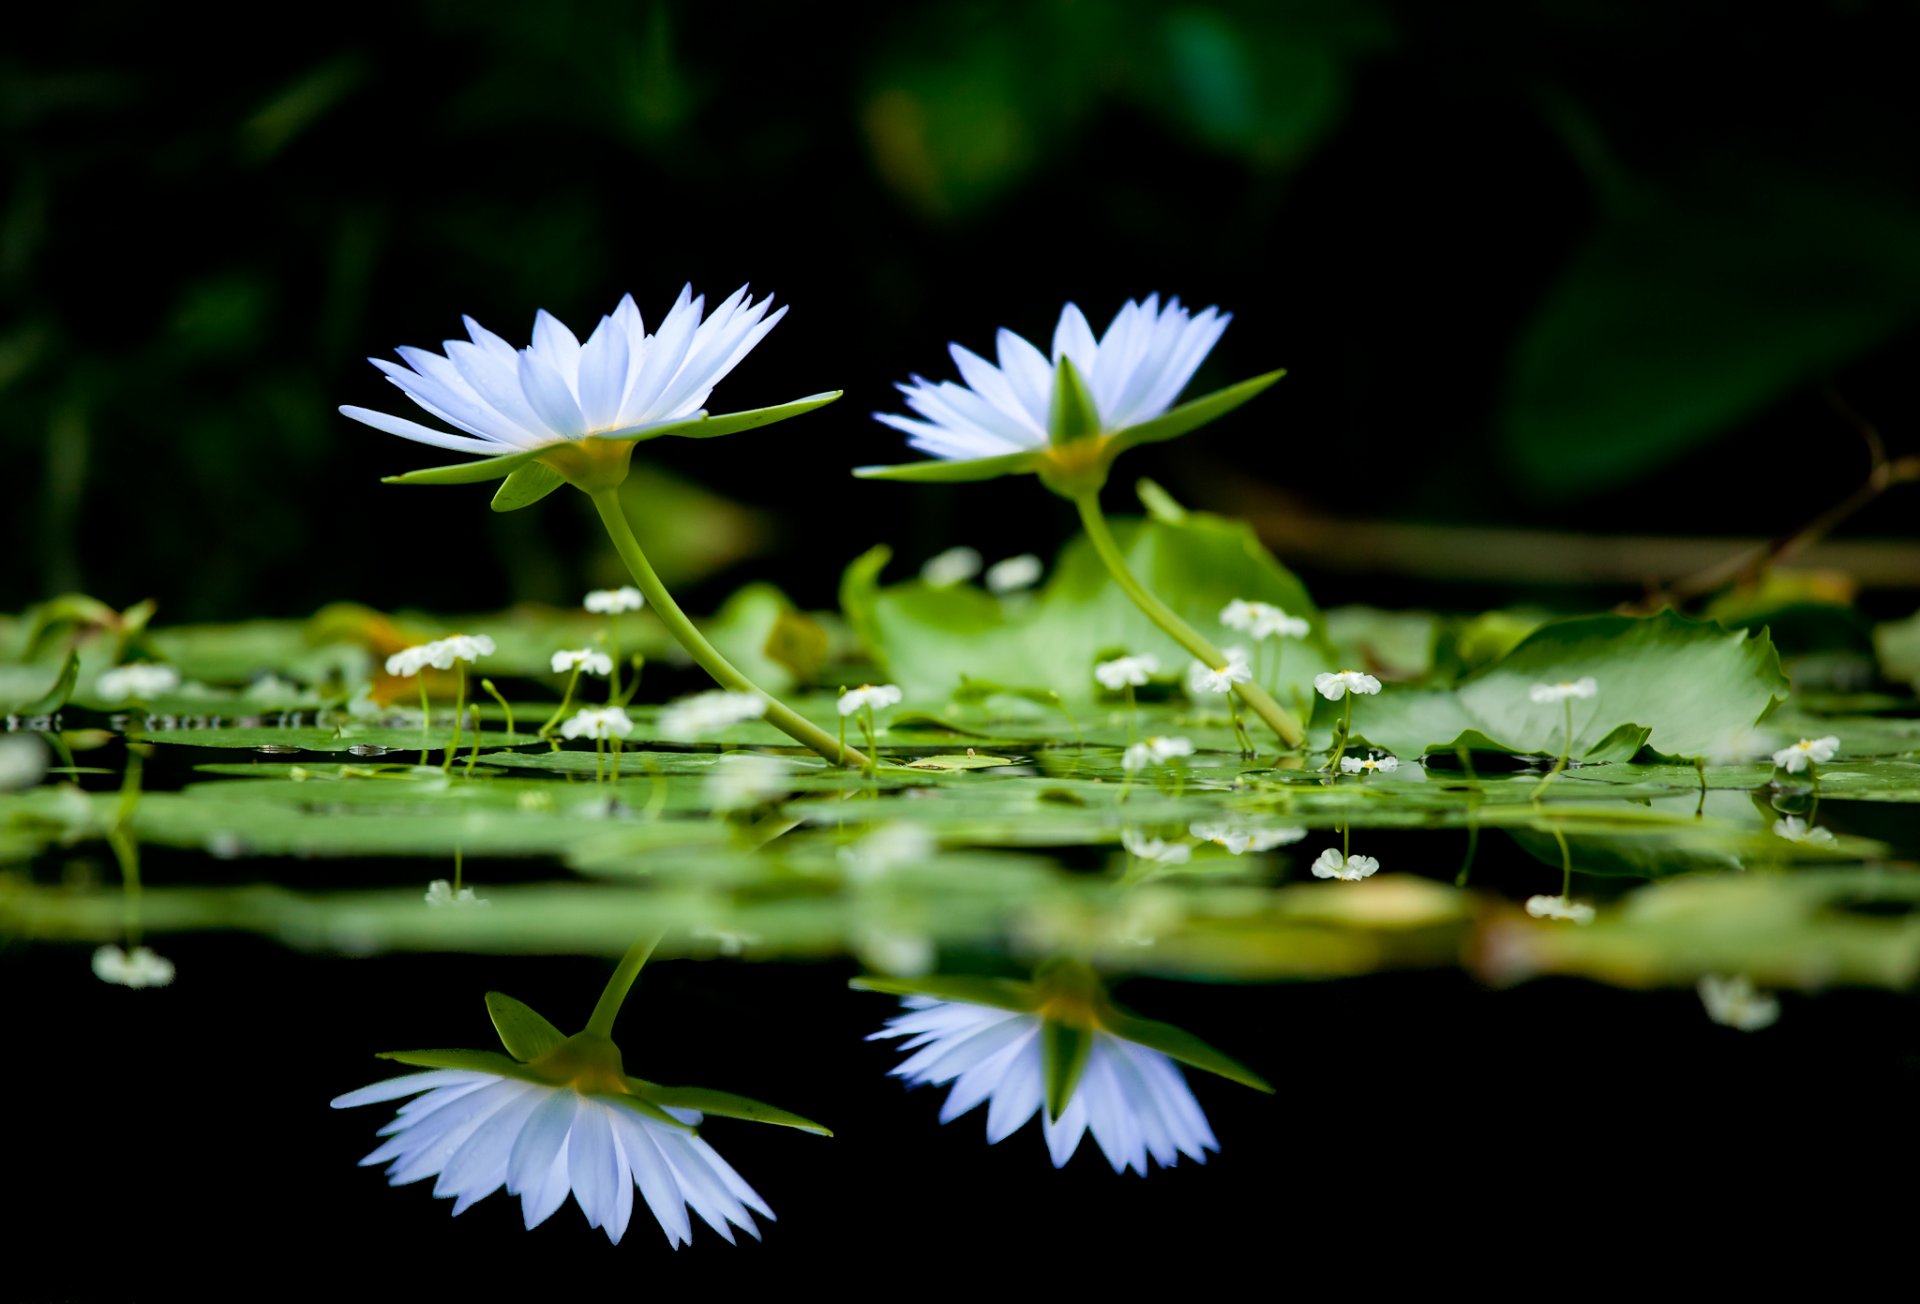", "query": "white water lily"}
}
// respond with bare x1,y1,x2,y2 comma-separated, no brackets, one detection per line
584,587,645,614
1187,647,1252,694
984,553,1044,595
1771,736,1839,773
92,944,175,988
870,996,1219,1174
1220,599,1308,641
1338,752,1399,775
1313,670,1382,701
1095,653,1160,690
704,753,791,811
1529,677,1598,704
1771,815,1836,846
1698,975,1780,1032
425,880,489,908
0,735,47,791
1190,821,1306,854
551,648,615,676
1121,829,1191,865
658,691,766,739
920,546,983,588
837,684,904,716
95,664,181,702
560,707,635,741
341,287,786,457
1310,849,1379,881
1524,894,1595,925
1122,735,1194,772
